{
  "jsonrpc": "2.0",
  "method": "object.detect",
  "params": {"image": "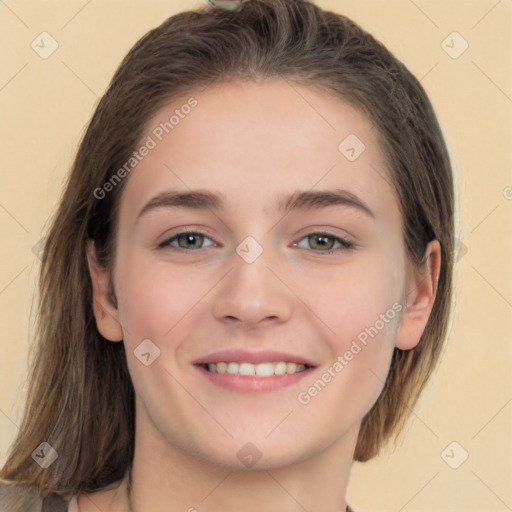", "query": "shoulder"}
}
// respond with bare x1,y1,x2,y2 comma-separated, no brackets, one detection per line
0,480,41,512
0,480,71,512
0,474,125,512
